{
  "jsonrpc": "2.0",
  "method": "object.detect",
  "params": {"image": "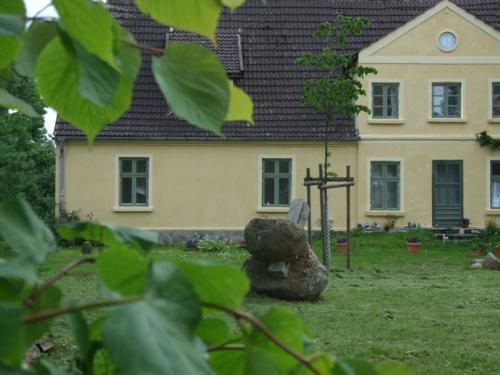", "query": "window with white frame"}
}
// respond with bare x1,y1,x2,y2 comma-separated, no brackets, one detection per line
262,159,291,207
491,161,500,209
370,162,400,210
432,83,461,118
492,82,500,118
372,83,399,118
119,158,149,206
